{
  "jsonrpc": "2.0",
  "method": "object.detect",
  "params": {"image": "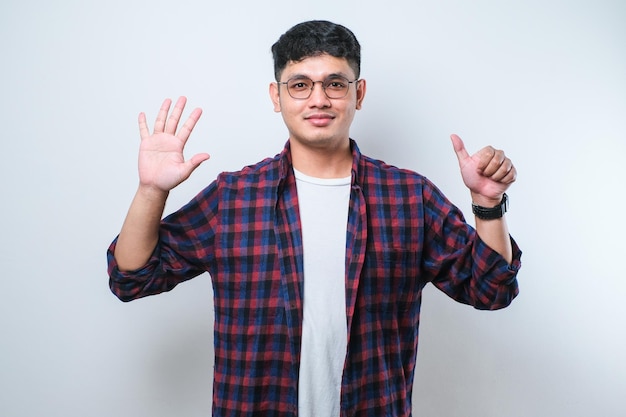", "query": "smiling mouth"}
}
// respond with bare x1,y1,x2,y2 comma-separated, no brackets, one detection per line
305,115,335,127
305,113,335,120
